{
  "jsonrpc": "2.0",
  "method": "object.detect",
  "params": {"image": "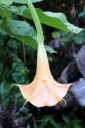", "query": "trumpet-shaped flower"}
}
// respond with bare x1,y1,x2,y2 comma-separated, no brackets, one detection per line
15,43,71,107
